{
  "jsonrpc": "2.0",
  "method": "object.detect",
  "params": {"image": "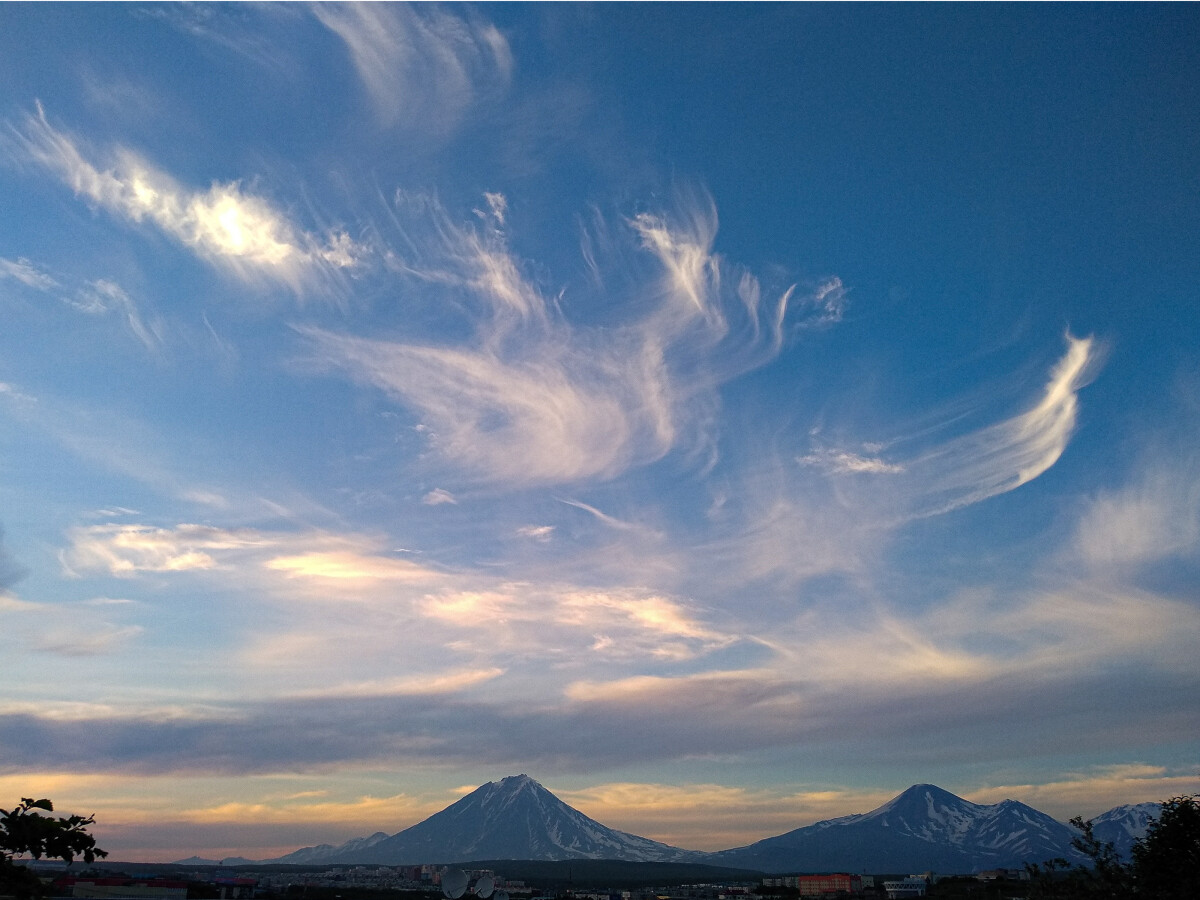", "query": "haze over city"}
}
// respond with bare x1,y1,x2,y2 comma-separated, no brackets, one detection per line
0,3,1197,864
